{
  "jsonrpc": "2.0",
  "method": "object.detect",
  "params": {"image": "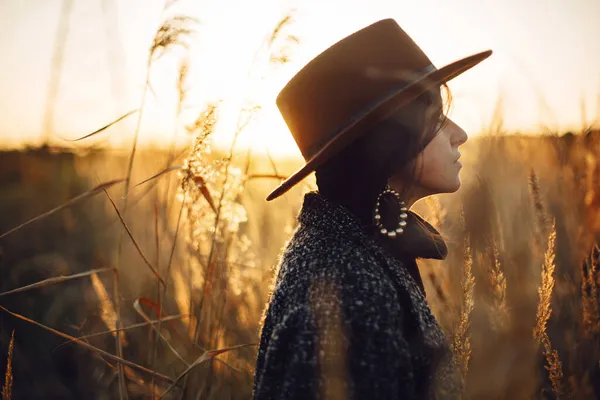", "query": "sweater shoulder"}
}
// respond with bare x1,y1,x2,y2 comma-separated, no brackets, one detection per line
268,224,399,318
279,224,380,277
